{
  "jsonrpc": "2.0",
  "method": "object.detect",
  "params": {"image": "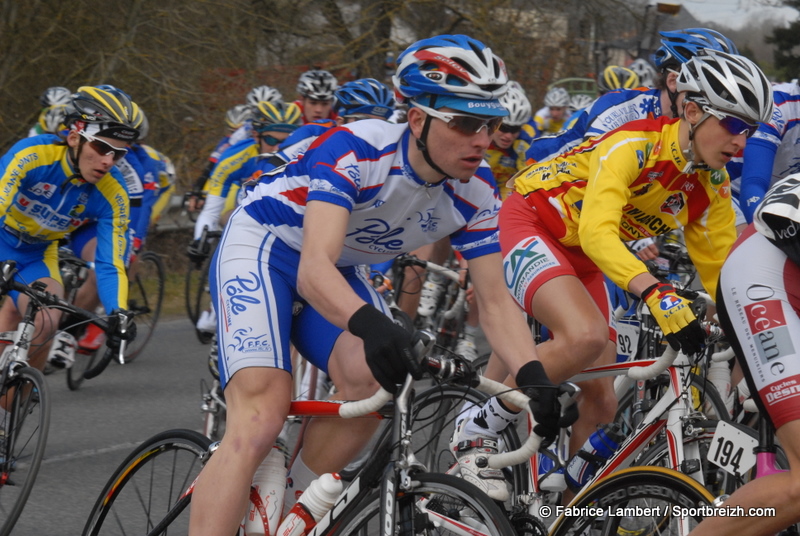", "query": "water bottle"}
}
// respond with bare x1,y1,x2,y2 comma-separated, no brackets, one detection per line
243,446,287,536
536,443,566,492
276,473,343,536
565,423,625,491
